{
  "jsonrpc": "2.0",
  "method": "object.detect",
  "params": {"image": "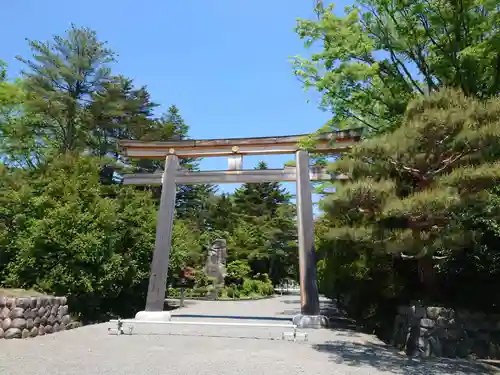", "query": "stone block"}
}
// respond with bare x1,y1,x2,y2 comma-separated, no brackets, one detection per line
2,318,11,331
23,308,34,319
11,318,26,329
26,318,34,330
4,328,21,339
61,315,71,325
21,328,30,339
0,307,10,319
16,298,30,309
58,305,69,316
9,307,24,319
30,327,38,337
420,318,435,328
47,315,56,326
426,307,442,319
37,307,46,317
